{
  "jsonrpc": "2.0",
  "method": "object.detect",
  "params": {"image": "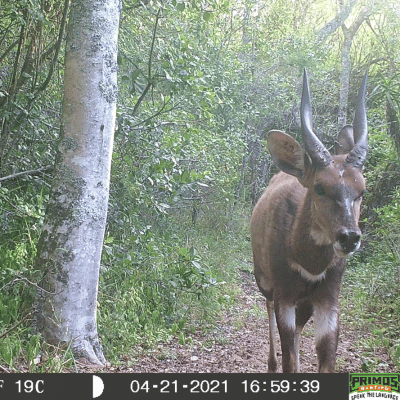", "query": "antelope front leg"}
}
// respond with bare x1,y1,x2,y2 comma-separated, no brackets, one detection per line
275,303,297,373
314,303,339,373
